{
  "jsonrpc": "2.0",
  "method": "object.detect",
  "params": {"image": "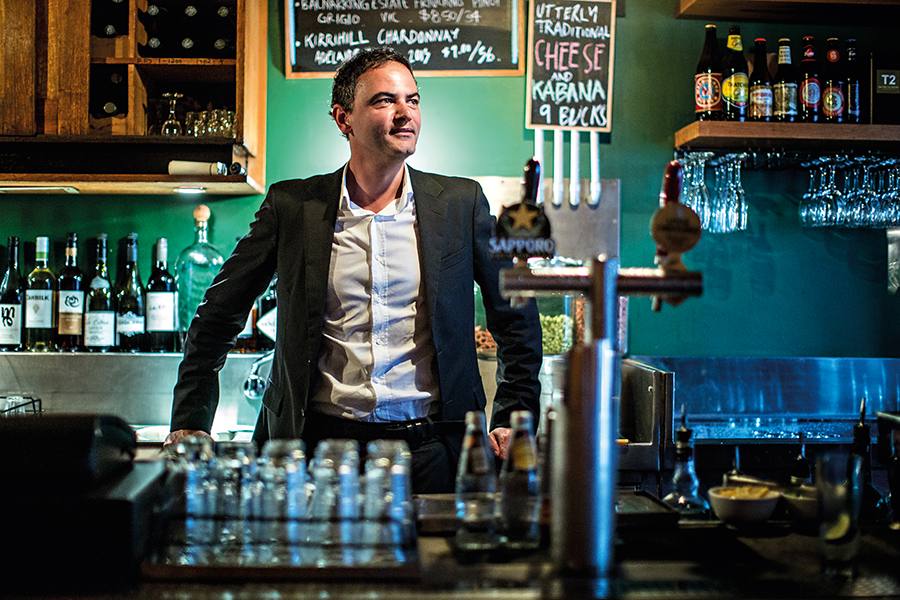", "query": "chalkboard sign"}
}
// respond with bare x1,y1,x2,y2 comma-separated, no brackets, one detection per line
285,0,525,78
525,0,615,132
